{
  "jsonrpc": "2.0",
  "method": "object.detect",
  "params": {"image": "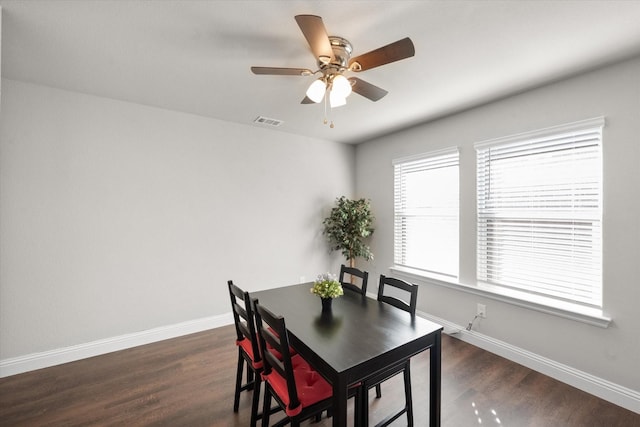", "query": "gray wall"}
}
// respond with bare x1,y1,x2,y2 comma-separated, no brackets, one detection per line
355,56,640,392
0,79,352,359
1,56,638,401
